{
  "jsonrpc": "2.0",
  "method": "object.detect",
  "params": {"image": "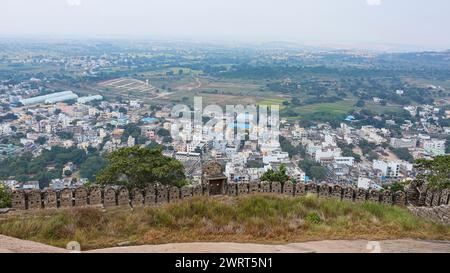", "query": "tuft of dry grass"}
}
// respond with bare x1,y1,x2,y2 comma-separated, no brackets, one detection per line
0,194,449,250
